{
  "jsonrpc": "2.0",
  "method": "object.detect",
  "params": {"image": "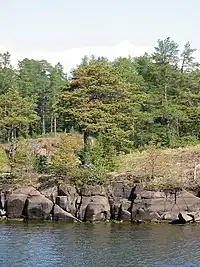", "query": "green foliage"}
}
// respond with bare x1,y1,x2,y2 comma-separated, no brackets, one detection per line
77,134,119,185
34,155,50,174
59,59,135,150
6,140,36,179
0,37,199,186
0,88,39,141
0,147,9,172
51,133,82,177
